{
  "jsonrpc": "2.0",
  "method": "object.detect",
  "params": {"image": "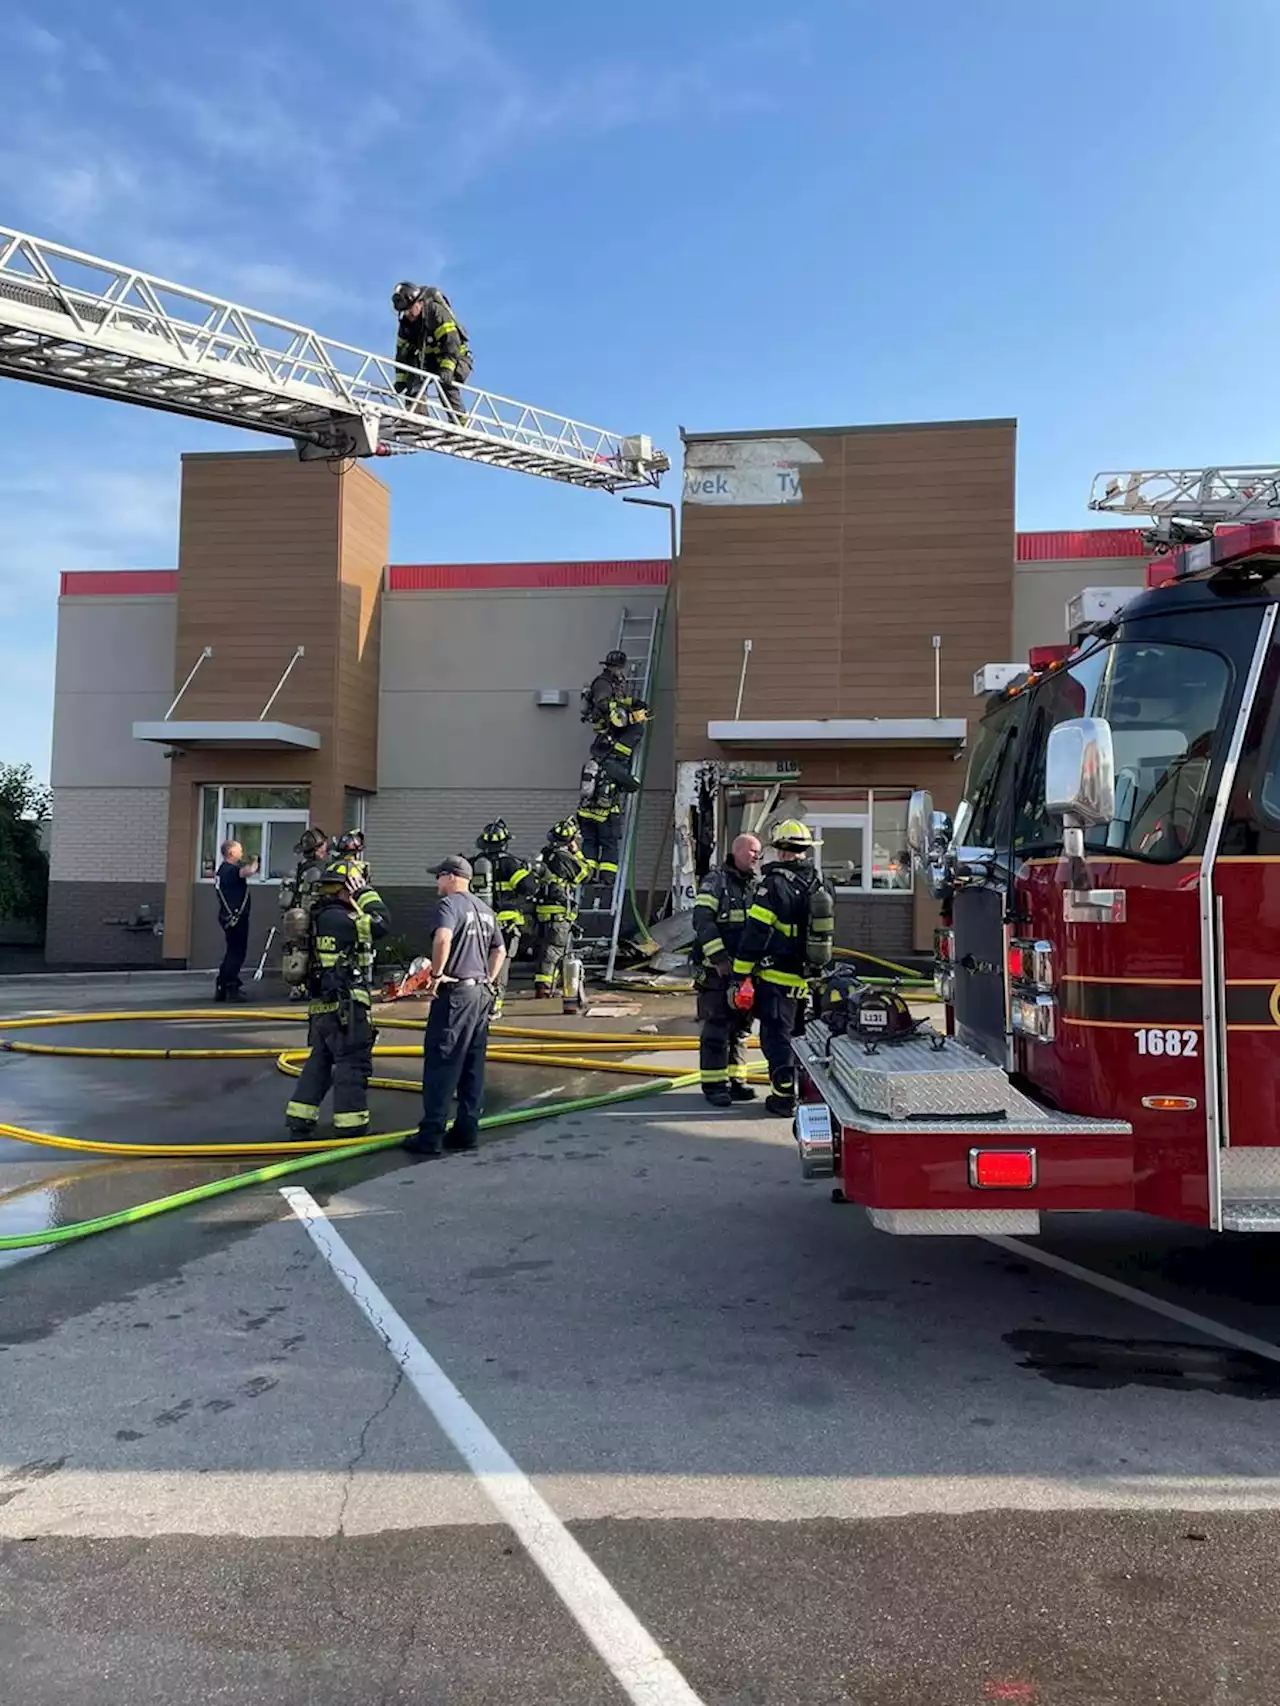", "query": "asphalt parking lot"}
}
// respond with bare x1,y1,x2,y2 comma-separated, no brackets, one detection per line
3,976,1280,1704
